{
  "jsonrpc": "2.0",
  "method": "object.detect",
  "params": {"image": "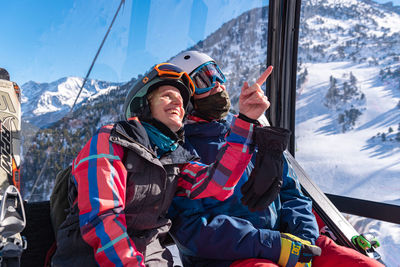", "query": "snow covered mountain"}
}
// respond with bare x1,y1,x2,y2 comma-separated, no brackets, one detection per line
21,77,121,127
185,6,269,109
